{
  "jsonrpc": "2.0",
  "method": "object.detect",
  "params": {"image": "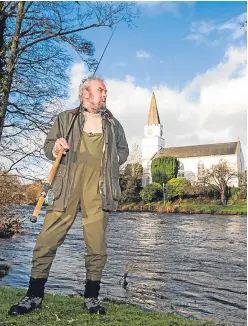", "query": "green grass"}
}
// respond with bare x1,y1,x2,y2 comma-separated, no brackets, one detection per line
180,203,247,211
0,287,222,326
120,199,247,215
180,201,247,215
